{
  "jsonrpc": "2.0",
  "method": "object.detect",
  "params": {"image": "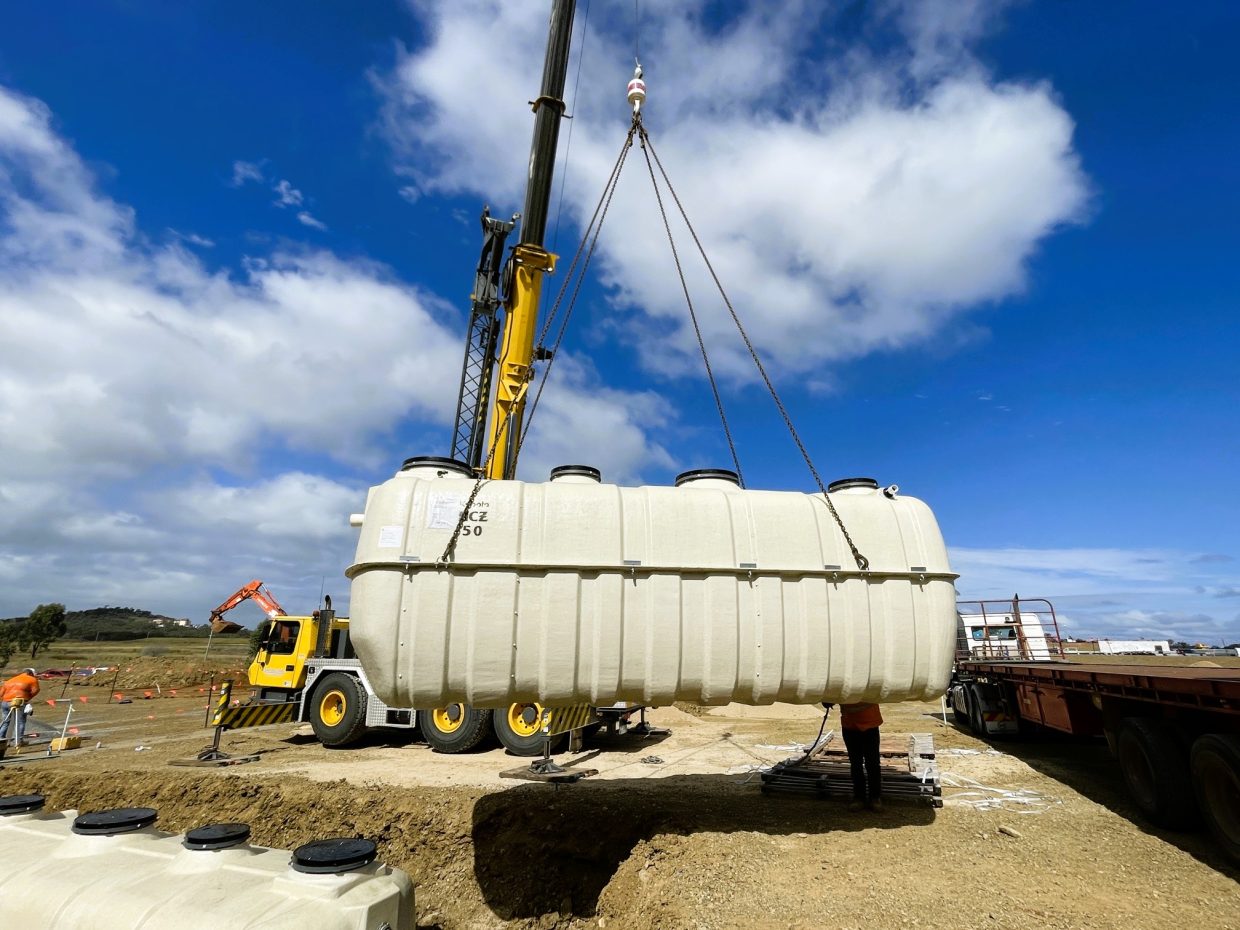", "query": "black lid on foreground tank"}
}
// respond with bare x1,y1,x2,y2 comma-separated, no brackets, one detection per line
292,837,378,874
184,822,252,850
0,794,46,815
399,456,473,477
827,477,880,492
549,464,602,481
72,807,158,836
675,468,741,487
